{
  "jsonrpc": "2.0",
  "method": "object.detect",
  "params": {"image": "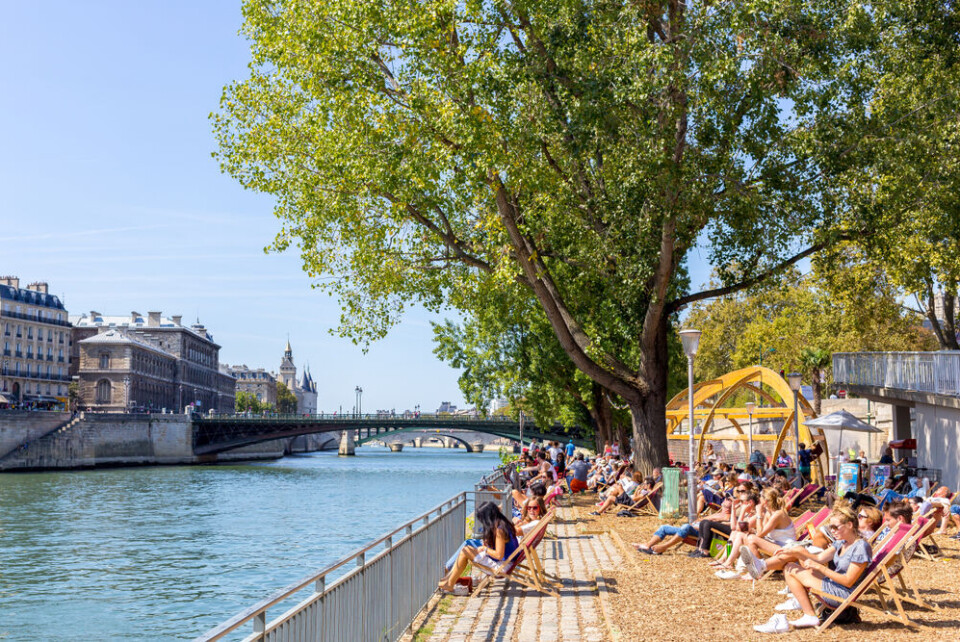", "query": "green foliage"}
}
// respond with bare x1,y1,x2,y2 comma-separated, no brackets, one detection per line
213,0,907,465
276,381,298,414
685,266,936,389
